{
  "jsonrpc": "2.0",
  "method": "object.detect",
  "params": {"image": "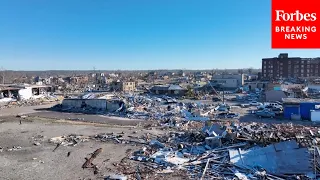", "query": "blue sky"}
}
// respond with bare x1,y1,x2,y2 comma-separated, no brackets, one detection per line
0,0,319,70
